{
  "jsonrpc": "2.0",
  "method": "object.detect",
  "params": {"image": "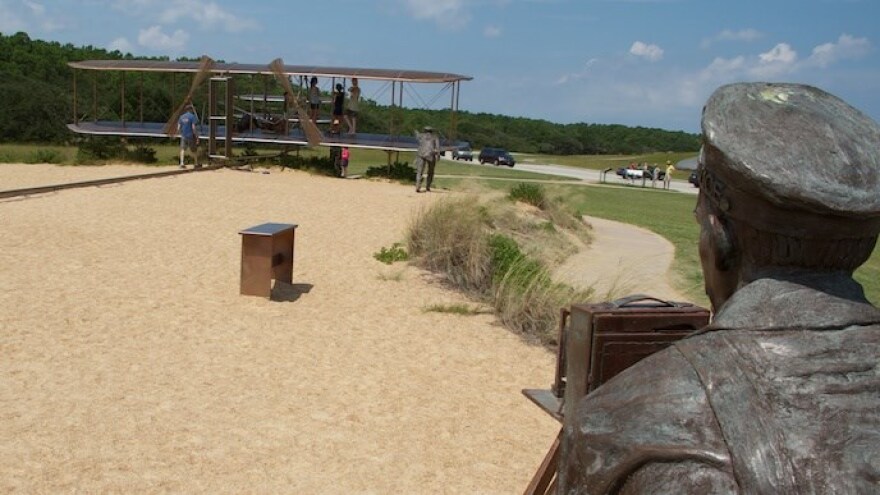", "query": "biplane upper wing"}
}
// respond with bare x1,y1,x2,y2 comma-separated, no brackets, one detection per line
67,60,472,83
